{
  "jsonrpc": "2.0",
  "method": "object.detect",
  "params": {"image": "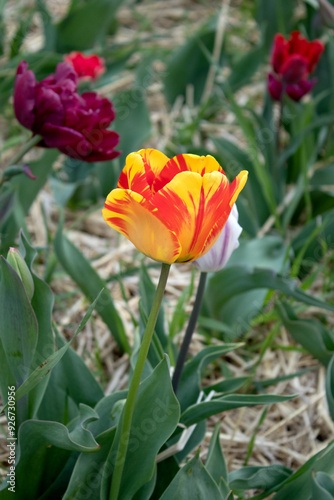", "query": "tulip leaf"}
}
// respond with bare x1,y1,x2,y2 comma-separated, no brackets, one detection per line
226,43,264,92
278,301,334,367
112,88,152,168
102,357,180,500
0,404,100,498
325,356,334,421
62,427,117,500
1,289,103,414
268,441,334,500
204,265,334,342
279,115,334,165
0,149,59,251
9,10,34,58
37,327,104,423
18,231,56,418
211,136,269,233
55,0,125,52
206,423,230,497
291,208,334,278
54,215,130,353
255,0,294,51
203,376,248,396
225,88,278,218
159,454,223,500
311,472,334,500
163,22,220,105
0,257,38,389
177,343,243,412
181,393,296,427
228,464,292,491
